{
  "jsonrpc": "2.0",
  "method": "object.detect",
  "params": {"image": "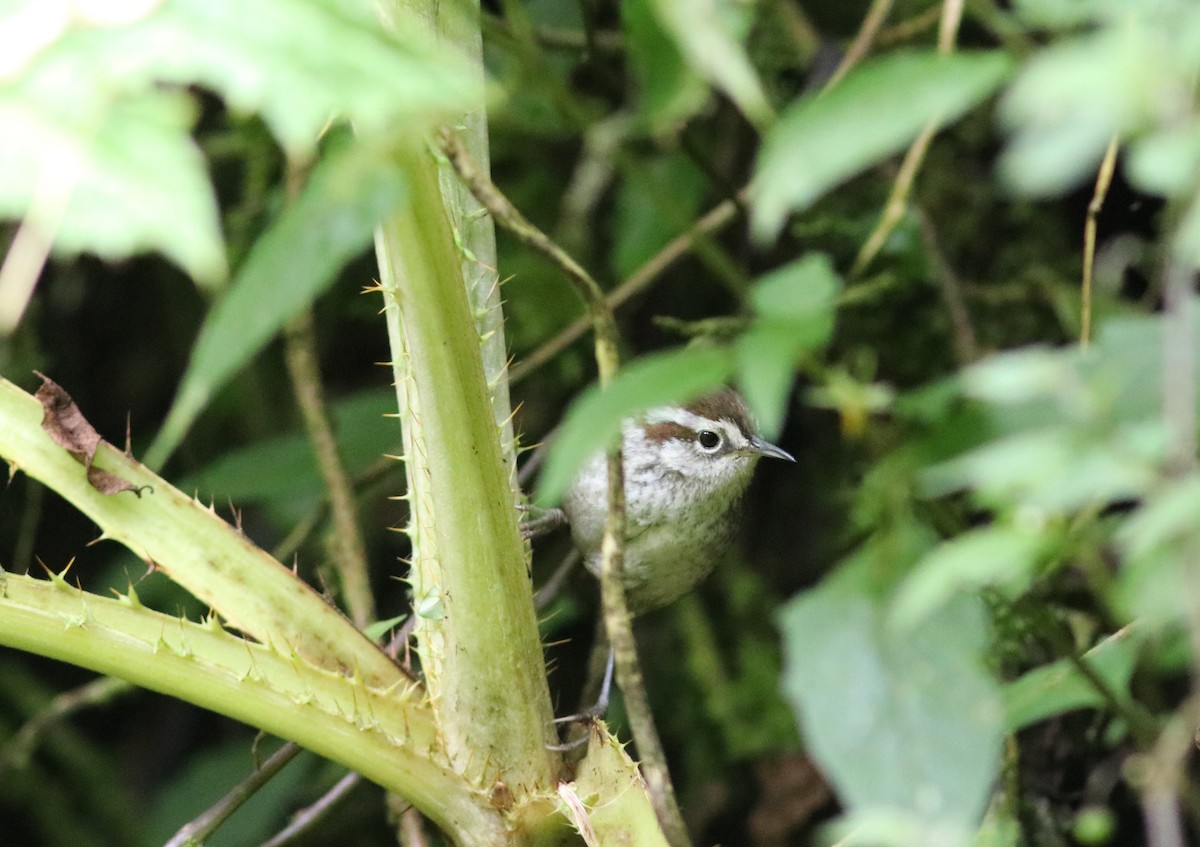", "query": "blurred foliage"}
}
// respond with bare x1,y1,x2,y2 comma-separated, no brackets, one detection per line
3,0,1200,845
